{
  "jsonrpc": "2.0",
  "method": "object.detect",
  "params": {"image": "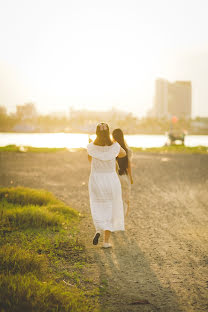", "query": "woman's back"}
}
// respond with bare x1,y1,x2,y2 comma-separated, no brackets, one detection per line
91,158,116,173
87,142,124,199
88,142,120,174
